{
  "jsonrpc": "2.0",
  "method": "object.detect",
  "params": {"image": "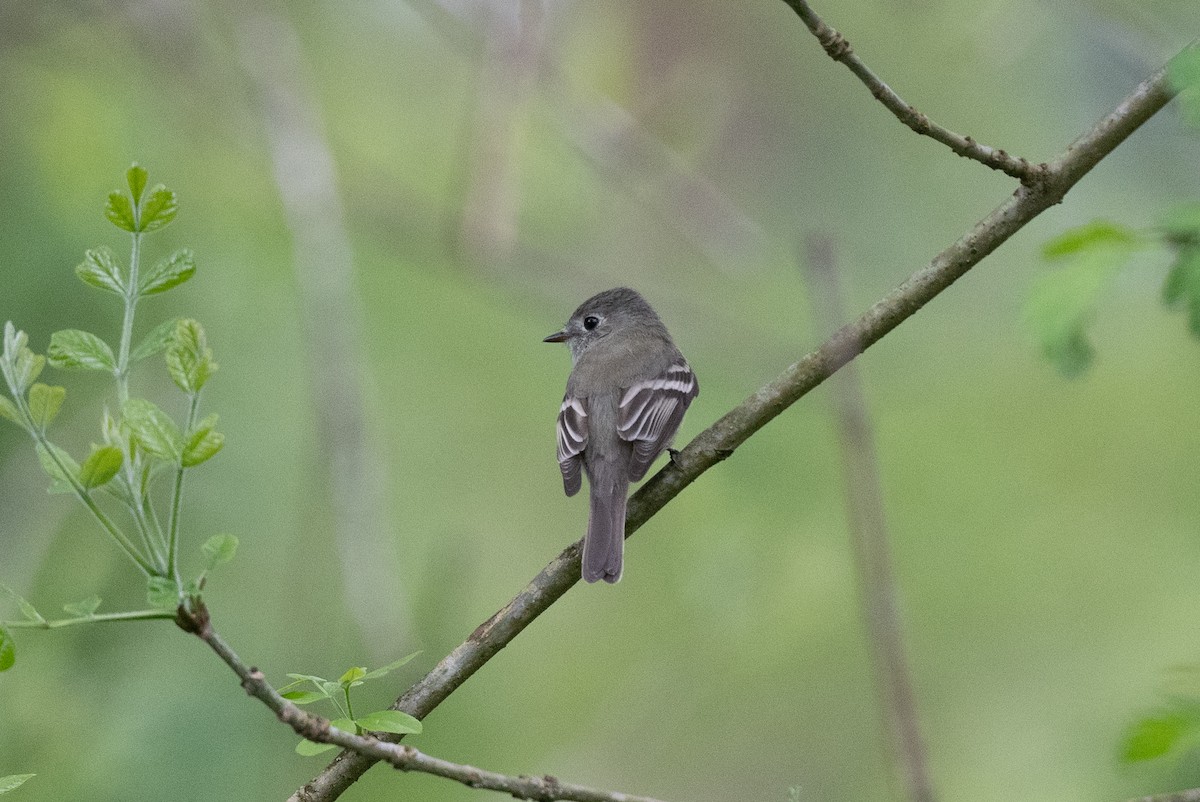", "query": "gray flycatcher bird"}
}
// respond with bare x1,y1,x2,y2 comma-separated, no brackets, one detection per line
544,288,699,583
